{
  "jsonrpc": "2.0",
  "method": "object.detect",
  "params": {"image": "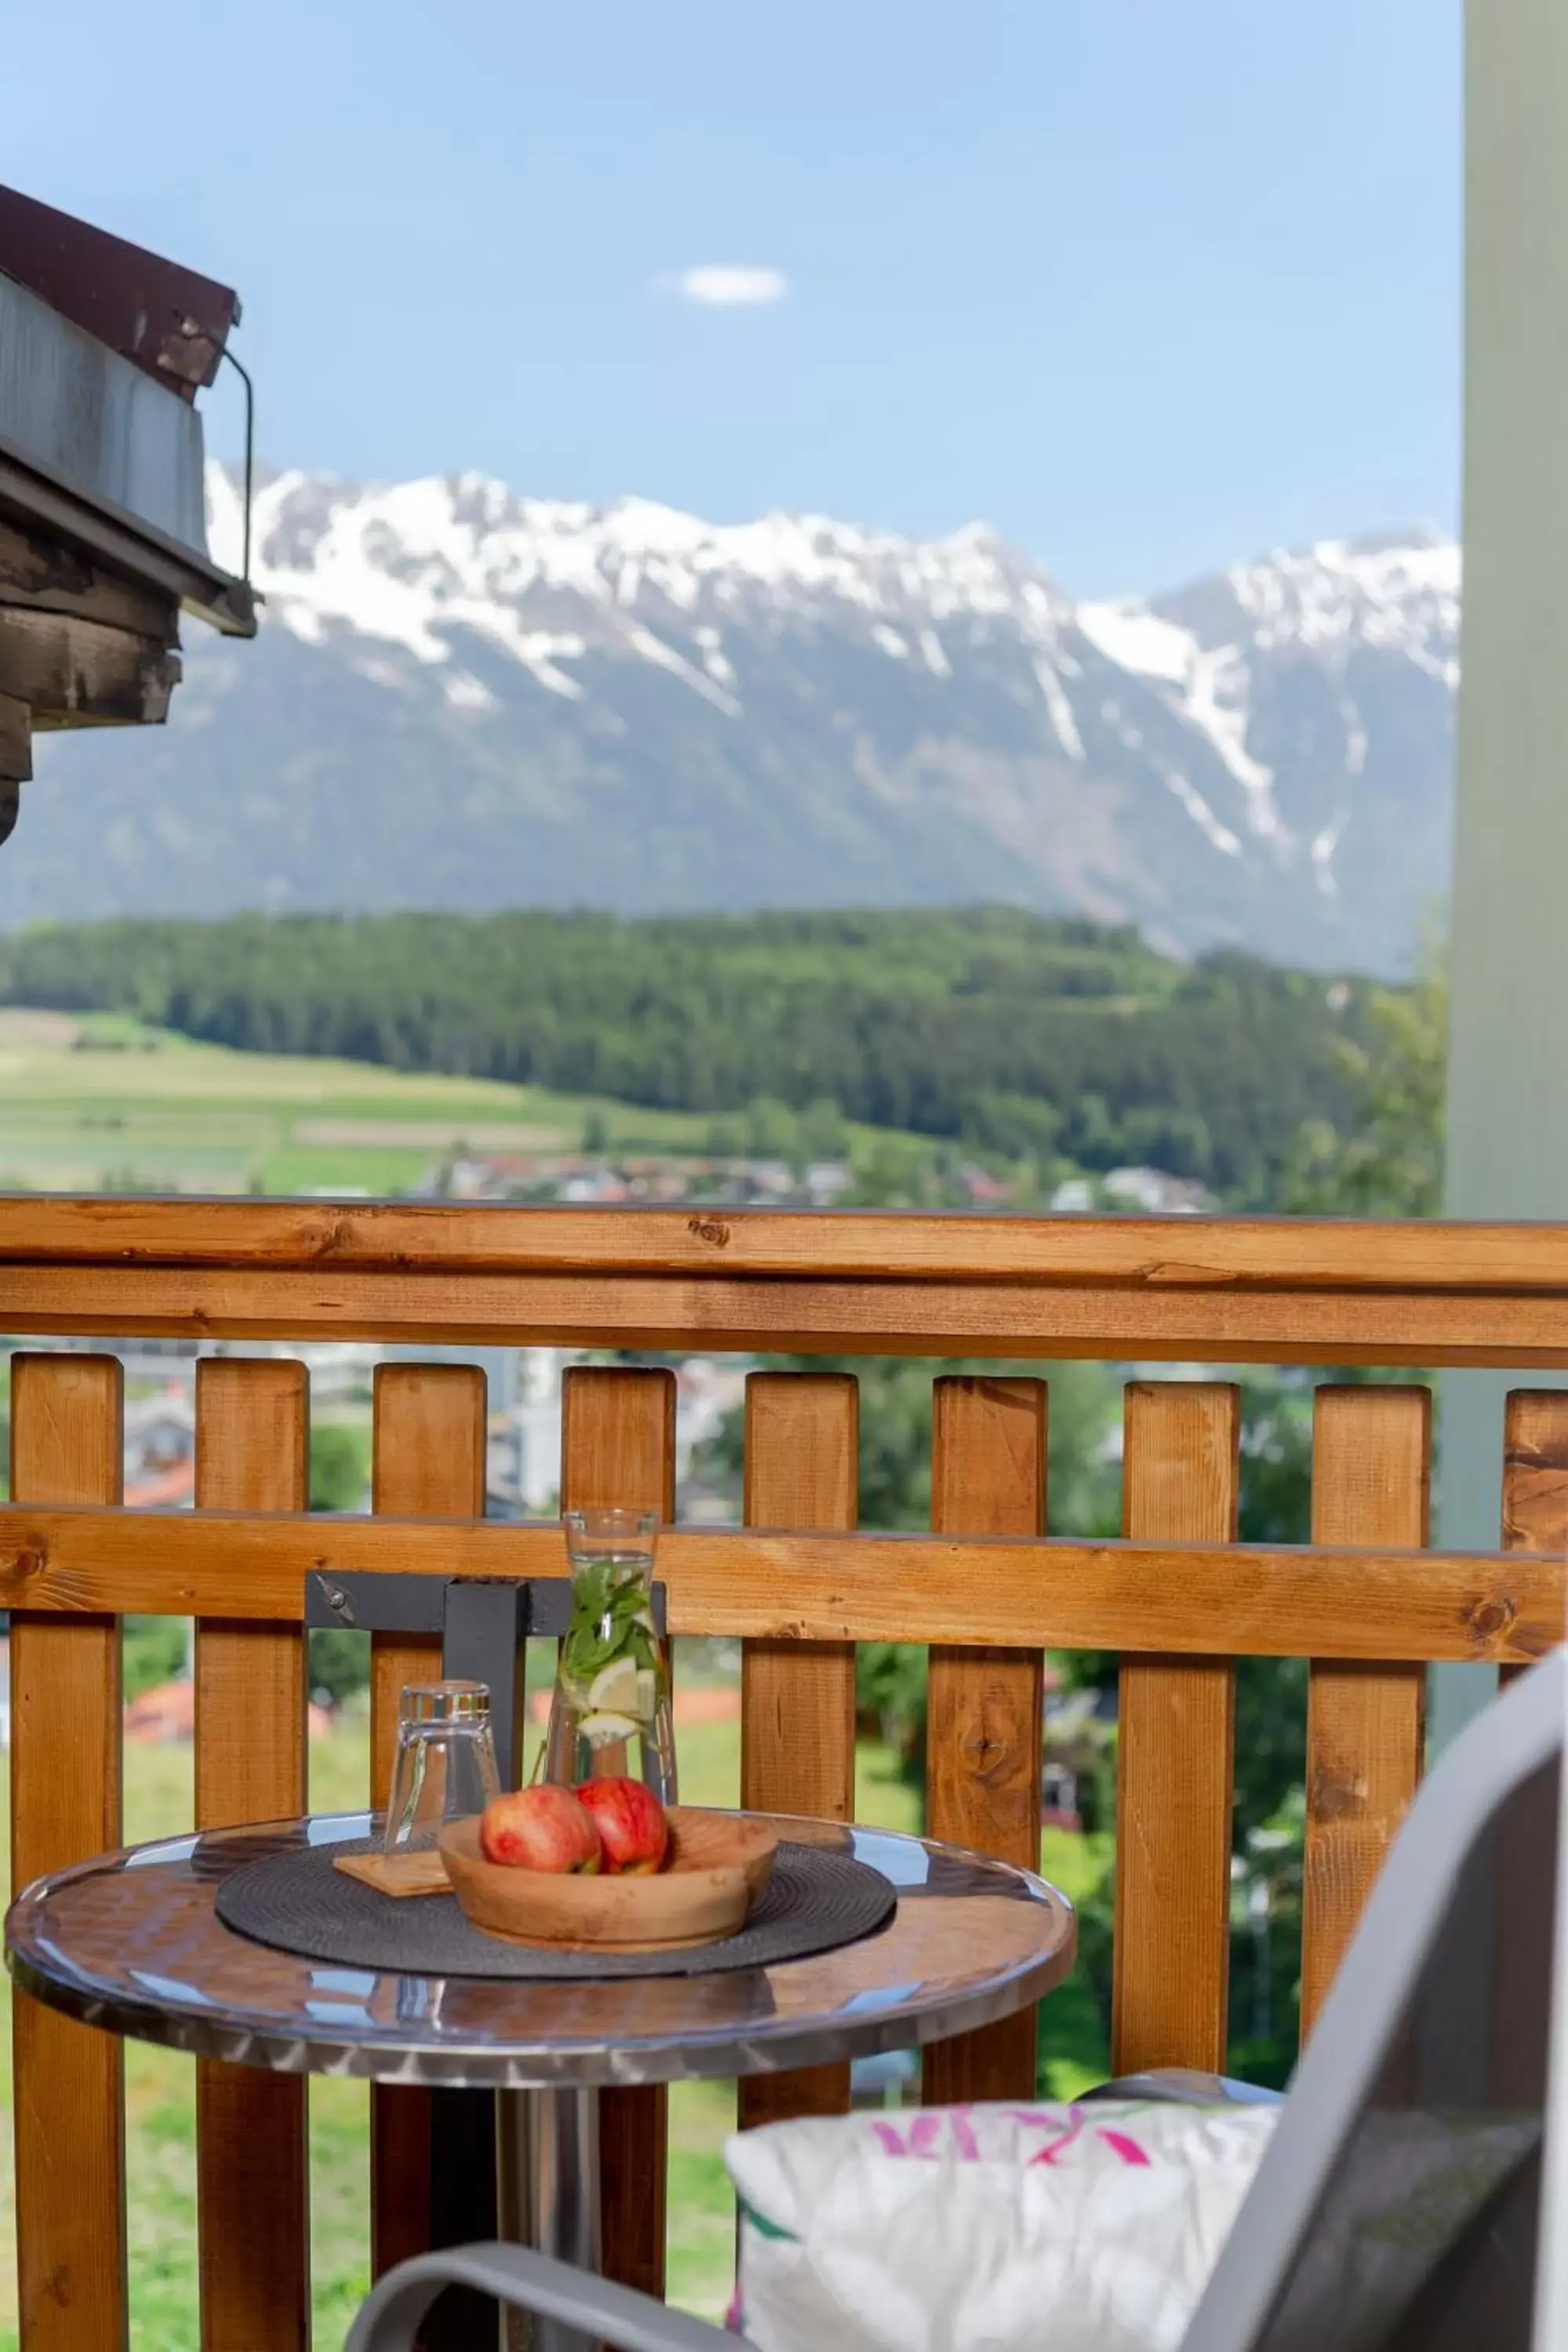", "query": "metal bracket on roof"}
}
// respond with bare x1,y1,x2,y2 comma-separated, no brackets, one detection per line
215,342,255,584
